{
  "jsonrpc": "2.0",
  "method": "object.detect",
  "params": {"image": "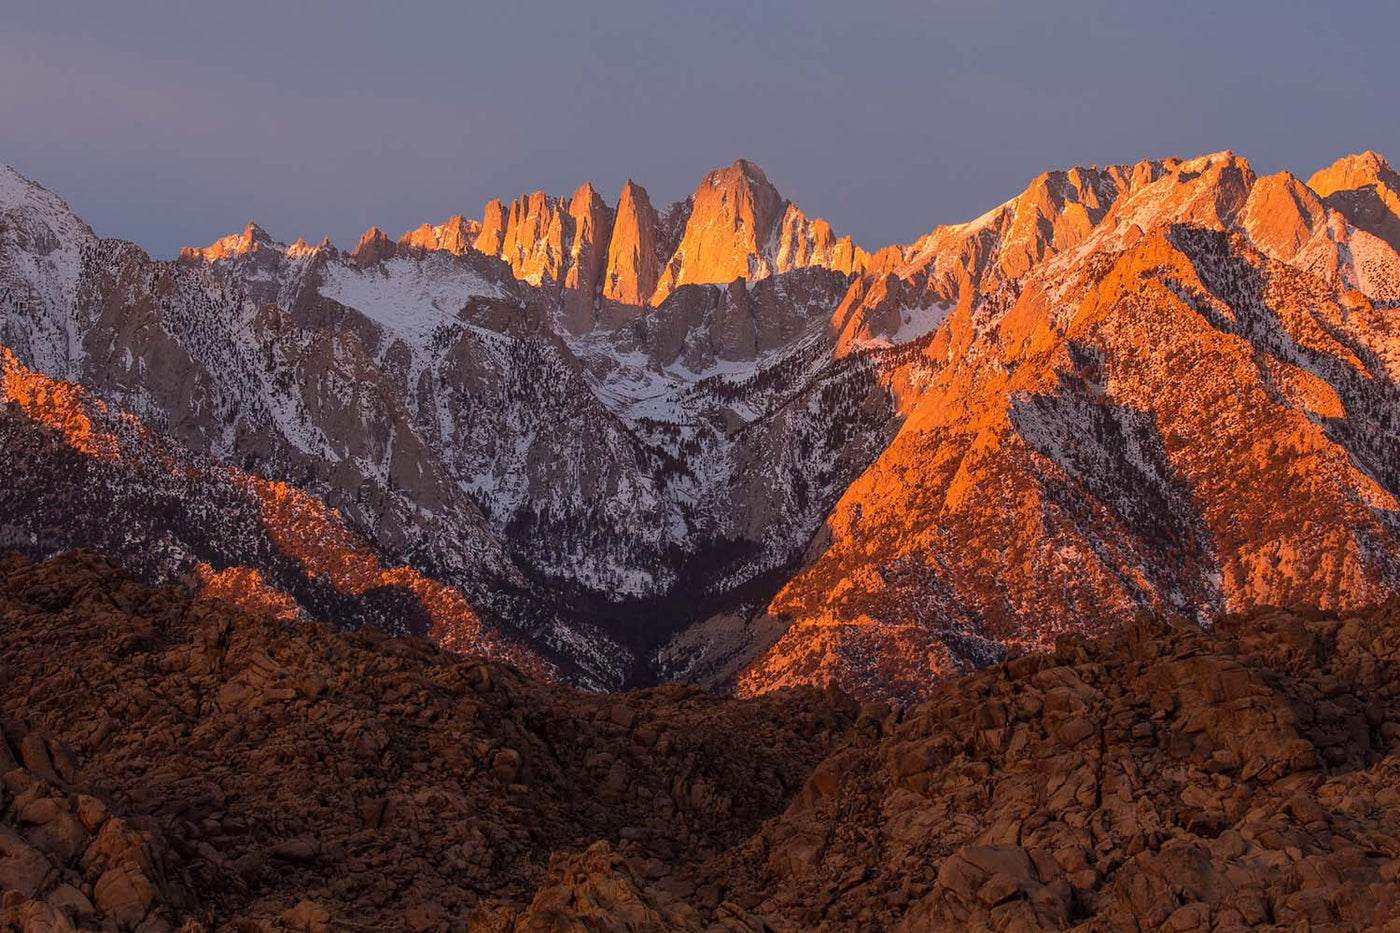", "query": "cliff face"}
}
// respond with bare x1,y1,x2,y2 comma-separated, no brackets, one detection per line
776,203,869,276
602,180,661,306
399,215,482,256
177,221,275,264
651,159,789,303
473,198,508,255
560,182,614,333
350,226,397,266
